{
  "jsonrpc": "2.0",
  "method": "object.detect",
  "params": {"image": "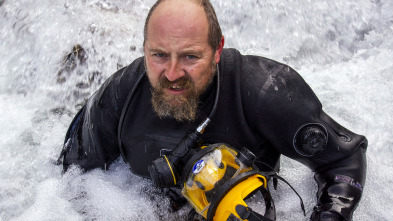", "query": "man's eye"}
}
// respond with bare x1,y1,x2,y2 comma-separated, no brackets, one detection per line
154,53,165,58
186,55,197,59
